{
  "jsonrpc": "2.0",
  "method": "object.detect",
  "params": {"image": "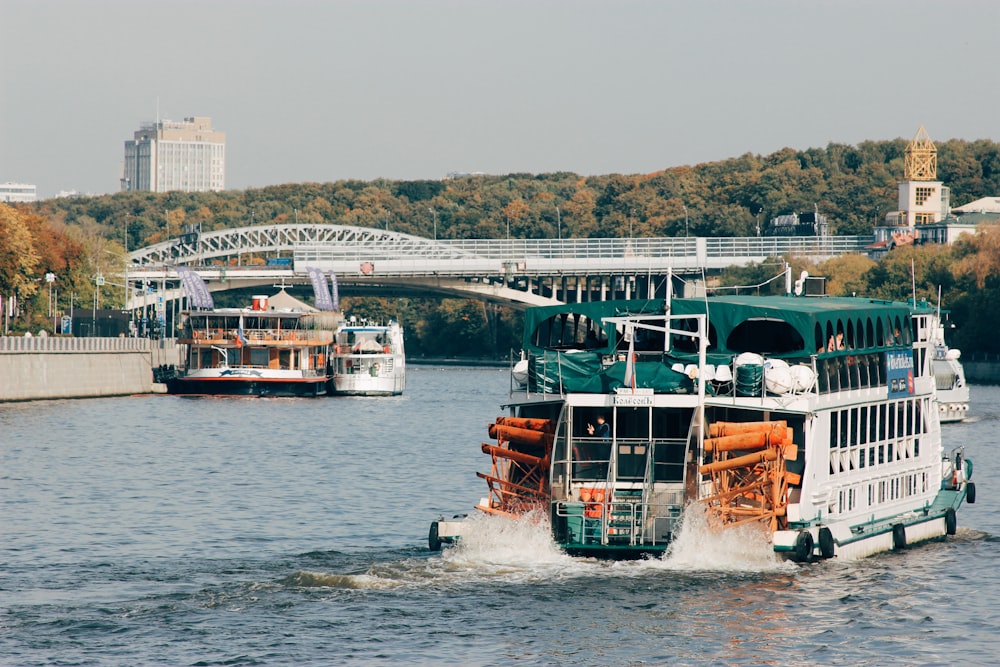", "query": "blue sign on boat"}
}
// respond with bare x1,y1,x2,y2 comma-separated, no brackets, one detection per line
886,349,915,398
